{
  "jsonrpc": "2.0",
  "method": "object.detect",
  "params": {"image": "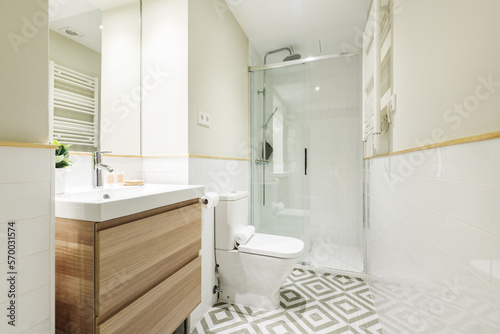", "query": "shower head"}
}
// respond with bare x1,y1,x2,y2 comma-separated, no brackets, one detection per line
283,53,301,62
264,46,300,64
